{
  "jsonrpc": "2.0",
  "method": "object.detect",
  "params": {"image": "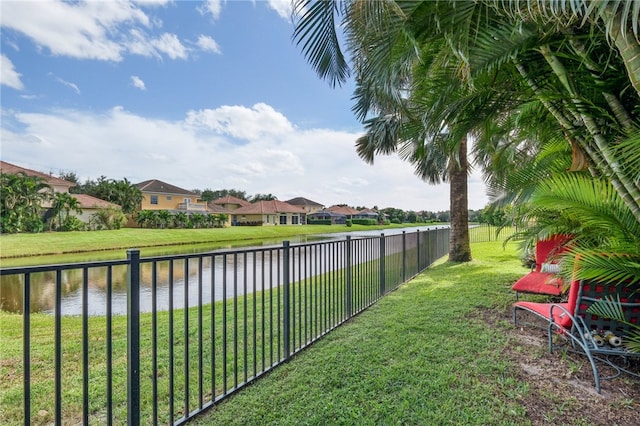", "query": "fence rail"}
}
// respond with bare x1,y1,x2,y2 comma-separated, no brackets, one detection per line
0,228,450,425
